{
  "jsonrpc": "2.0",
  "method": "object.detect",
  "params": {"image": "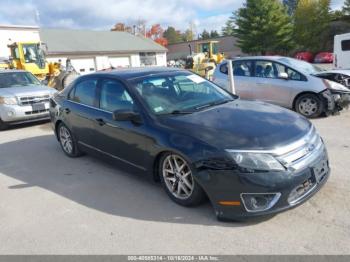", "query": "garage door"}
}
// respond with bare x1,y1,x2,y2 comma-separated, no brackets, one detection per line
71,58,96,75
108,57,130,68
